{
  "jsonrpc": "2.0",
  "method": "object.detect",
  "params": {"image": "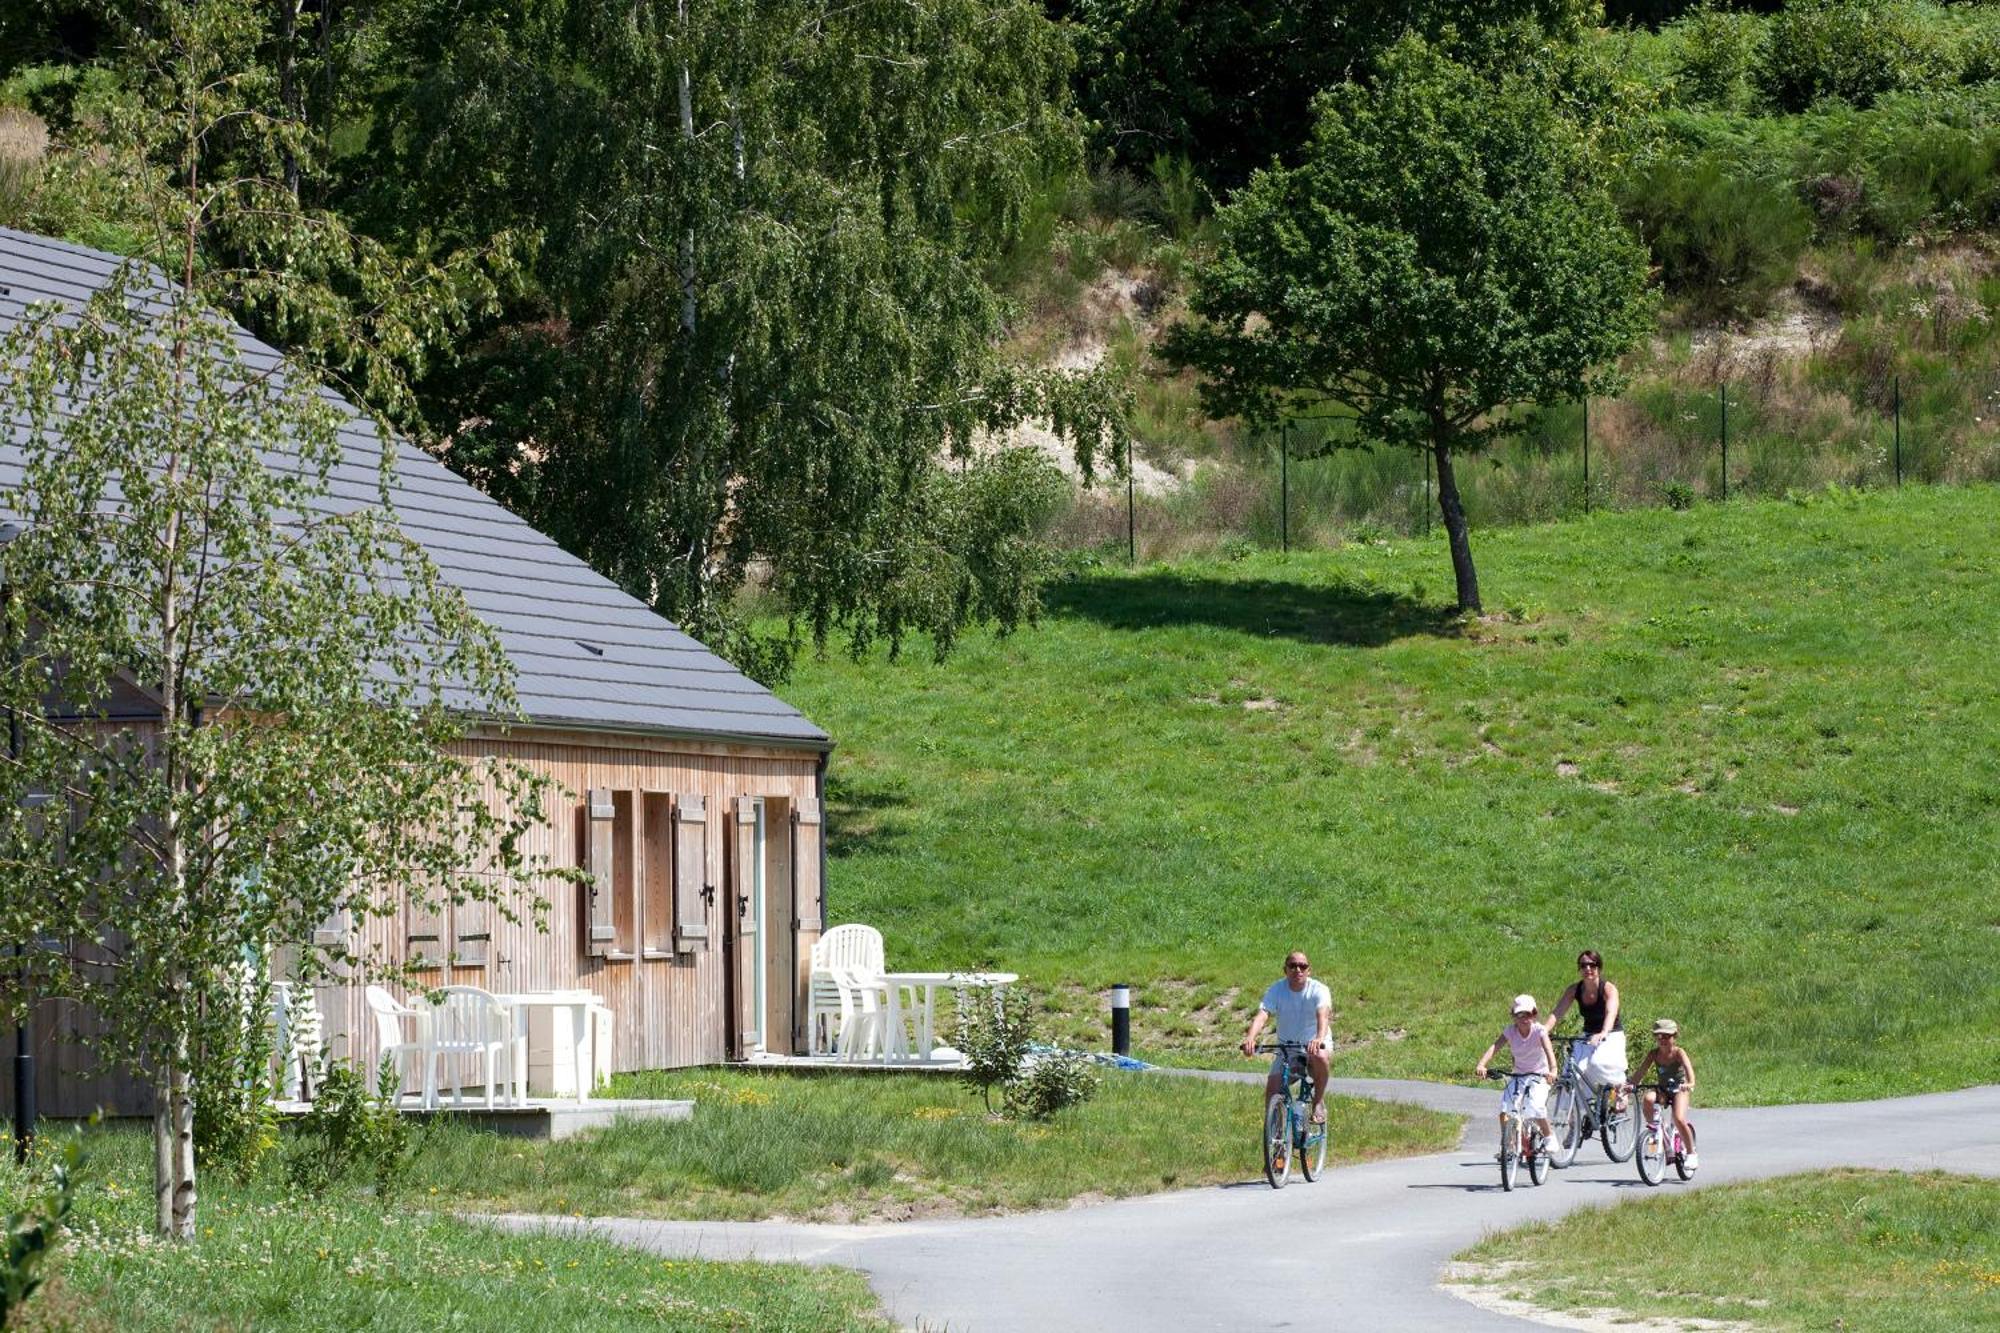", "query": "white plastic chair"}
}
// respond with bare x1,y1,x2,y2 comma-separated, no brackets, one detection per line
829,967,889,1061
365,985,435,1108
812,926,914,1057
427,986,526,1109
